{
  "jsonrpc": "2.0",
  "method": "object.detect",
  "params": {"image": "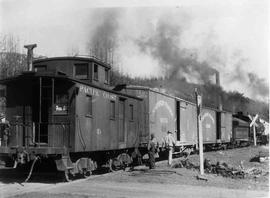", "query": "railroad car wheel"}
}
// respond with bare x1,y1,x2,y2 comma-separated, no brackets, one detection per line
108,158,118,172
64,170,72,182
117,153,132,171
82,169,92,178
64,169,76,182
